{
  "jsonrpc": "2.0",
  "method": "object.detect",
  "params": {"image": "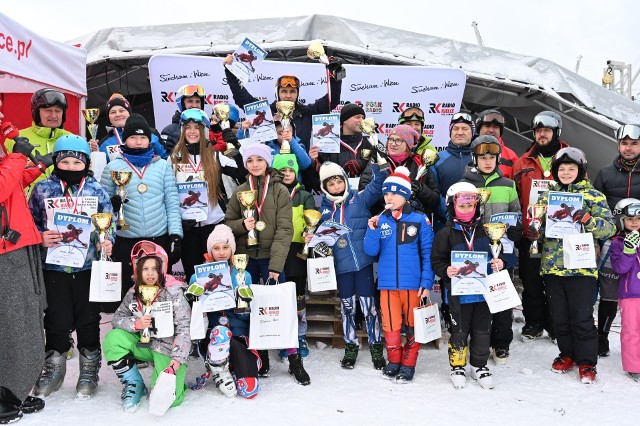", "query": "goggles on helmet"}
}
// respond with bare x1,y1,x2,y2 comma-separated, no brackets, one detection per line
277,75,300,88
132,241,163,261
34,90,68,109
479,112,504,126
454,192,480,205
178,85,205,97
451,112,473,124
473,143,501,156
614,202,640,218
532,114,560,130
615,124,640,141
180,109,211,128
399,110,425,124
553,147,587,165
